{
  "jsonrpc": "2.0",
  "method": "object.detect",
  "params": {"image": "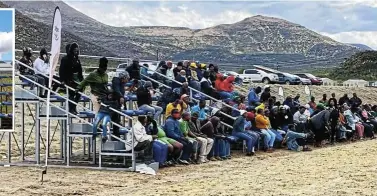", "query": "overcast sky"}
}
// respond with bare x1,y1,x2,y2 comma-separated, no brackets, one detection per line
0,10,13,61
64,0,377,49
